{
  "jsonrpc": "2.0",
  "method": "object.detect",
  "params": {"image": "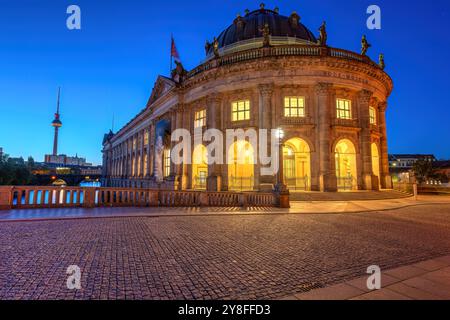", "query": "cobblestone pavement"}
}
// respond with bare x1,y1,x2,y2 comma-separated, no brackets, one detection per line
1,204,450,300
